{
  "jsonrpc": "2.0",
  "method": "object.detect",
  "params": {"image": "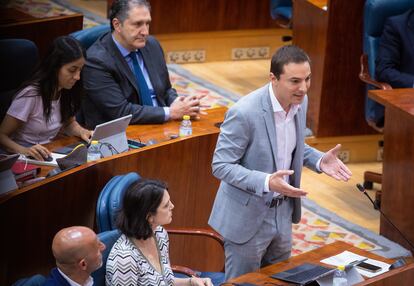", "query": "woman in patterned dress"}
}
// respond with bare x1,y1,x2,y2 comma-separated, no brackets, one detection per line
106,179,212,286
